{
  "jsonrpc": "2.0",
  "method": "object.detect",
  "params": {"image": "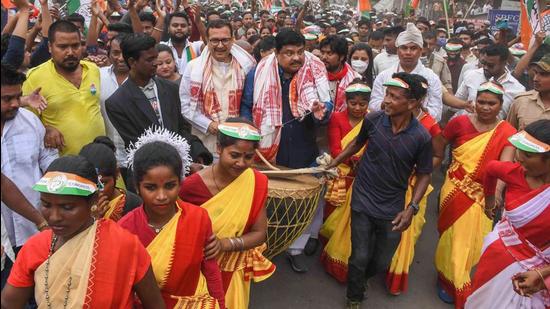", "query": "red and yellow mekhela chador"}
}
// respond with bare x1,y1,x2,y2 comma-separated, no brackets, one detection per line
180,168,276,309
435,115,516,308
466,185,550,308
319,110,366,283
386,112,441,294
8,219,151,308
118,200,225,308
